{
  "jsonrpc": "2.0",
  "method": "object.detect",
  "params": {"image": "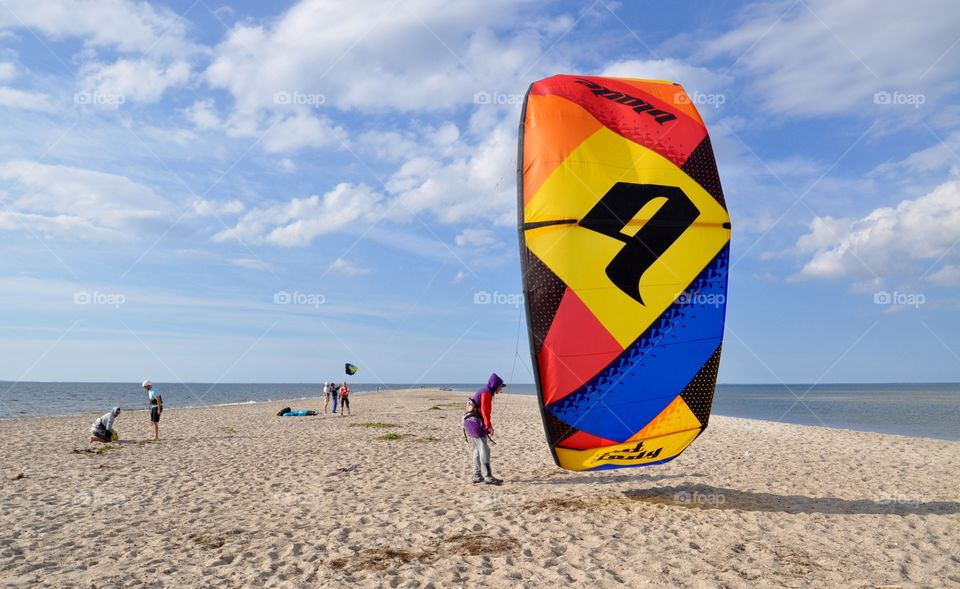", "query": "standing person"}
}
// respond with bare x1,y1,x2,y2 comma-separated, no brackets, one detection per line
330,380,339,414
322,382,331,414
339,382,351,416
462,373,504,485
143,380,163,440
90,407,121,443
